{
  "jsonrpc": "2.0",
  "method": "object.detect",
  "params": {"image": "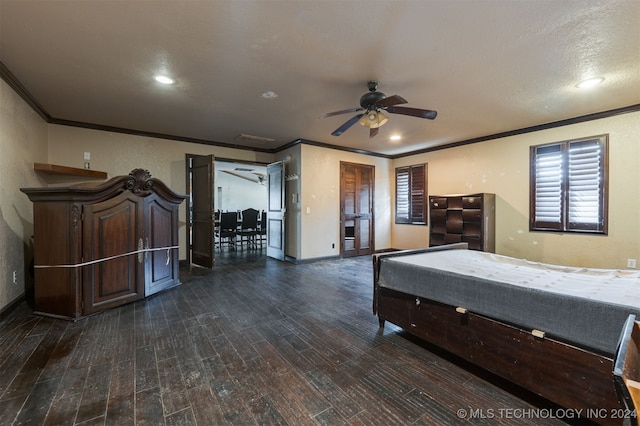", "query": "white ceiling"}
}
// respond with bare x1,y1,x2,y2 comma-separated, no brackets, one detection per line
1,0,638,157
